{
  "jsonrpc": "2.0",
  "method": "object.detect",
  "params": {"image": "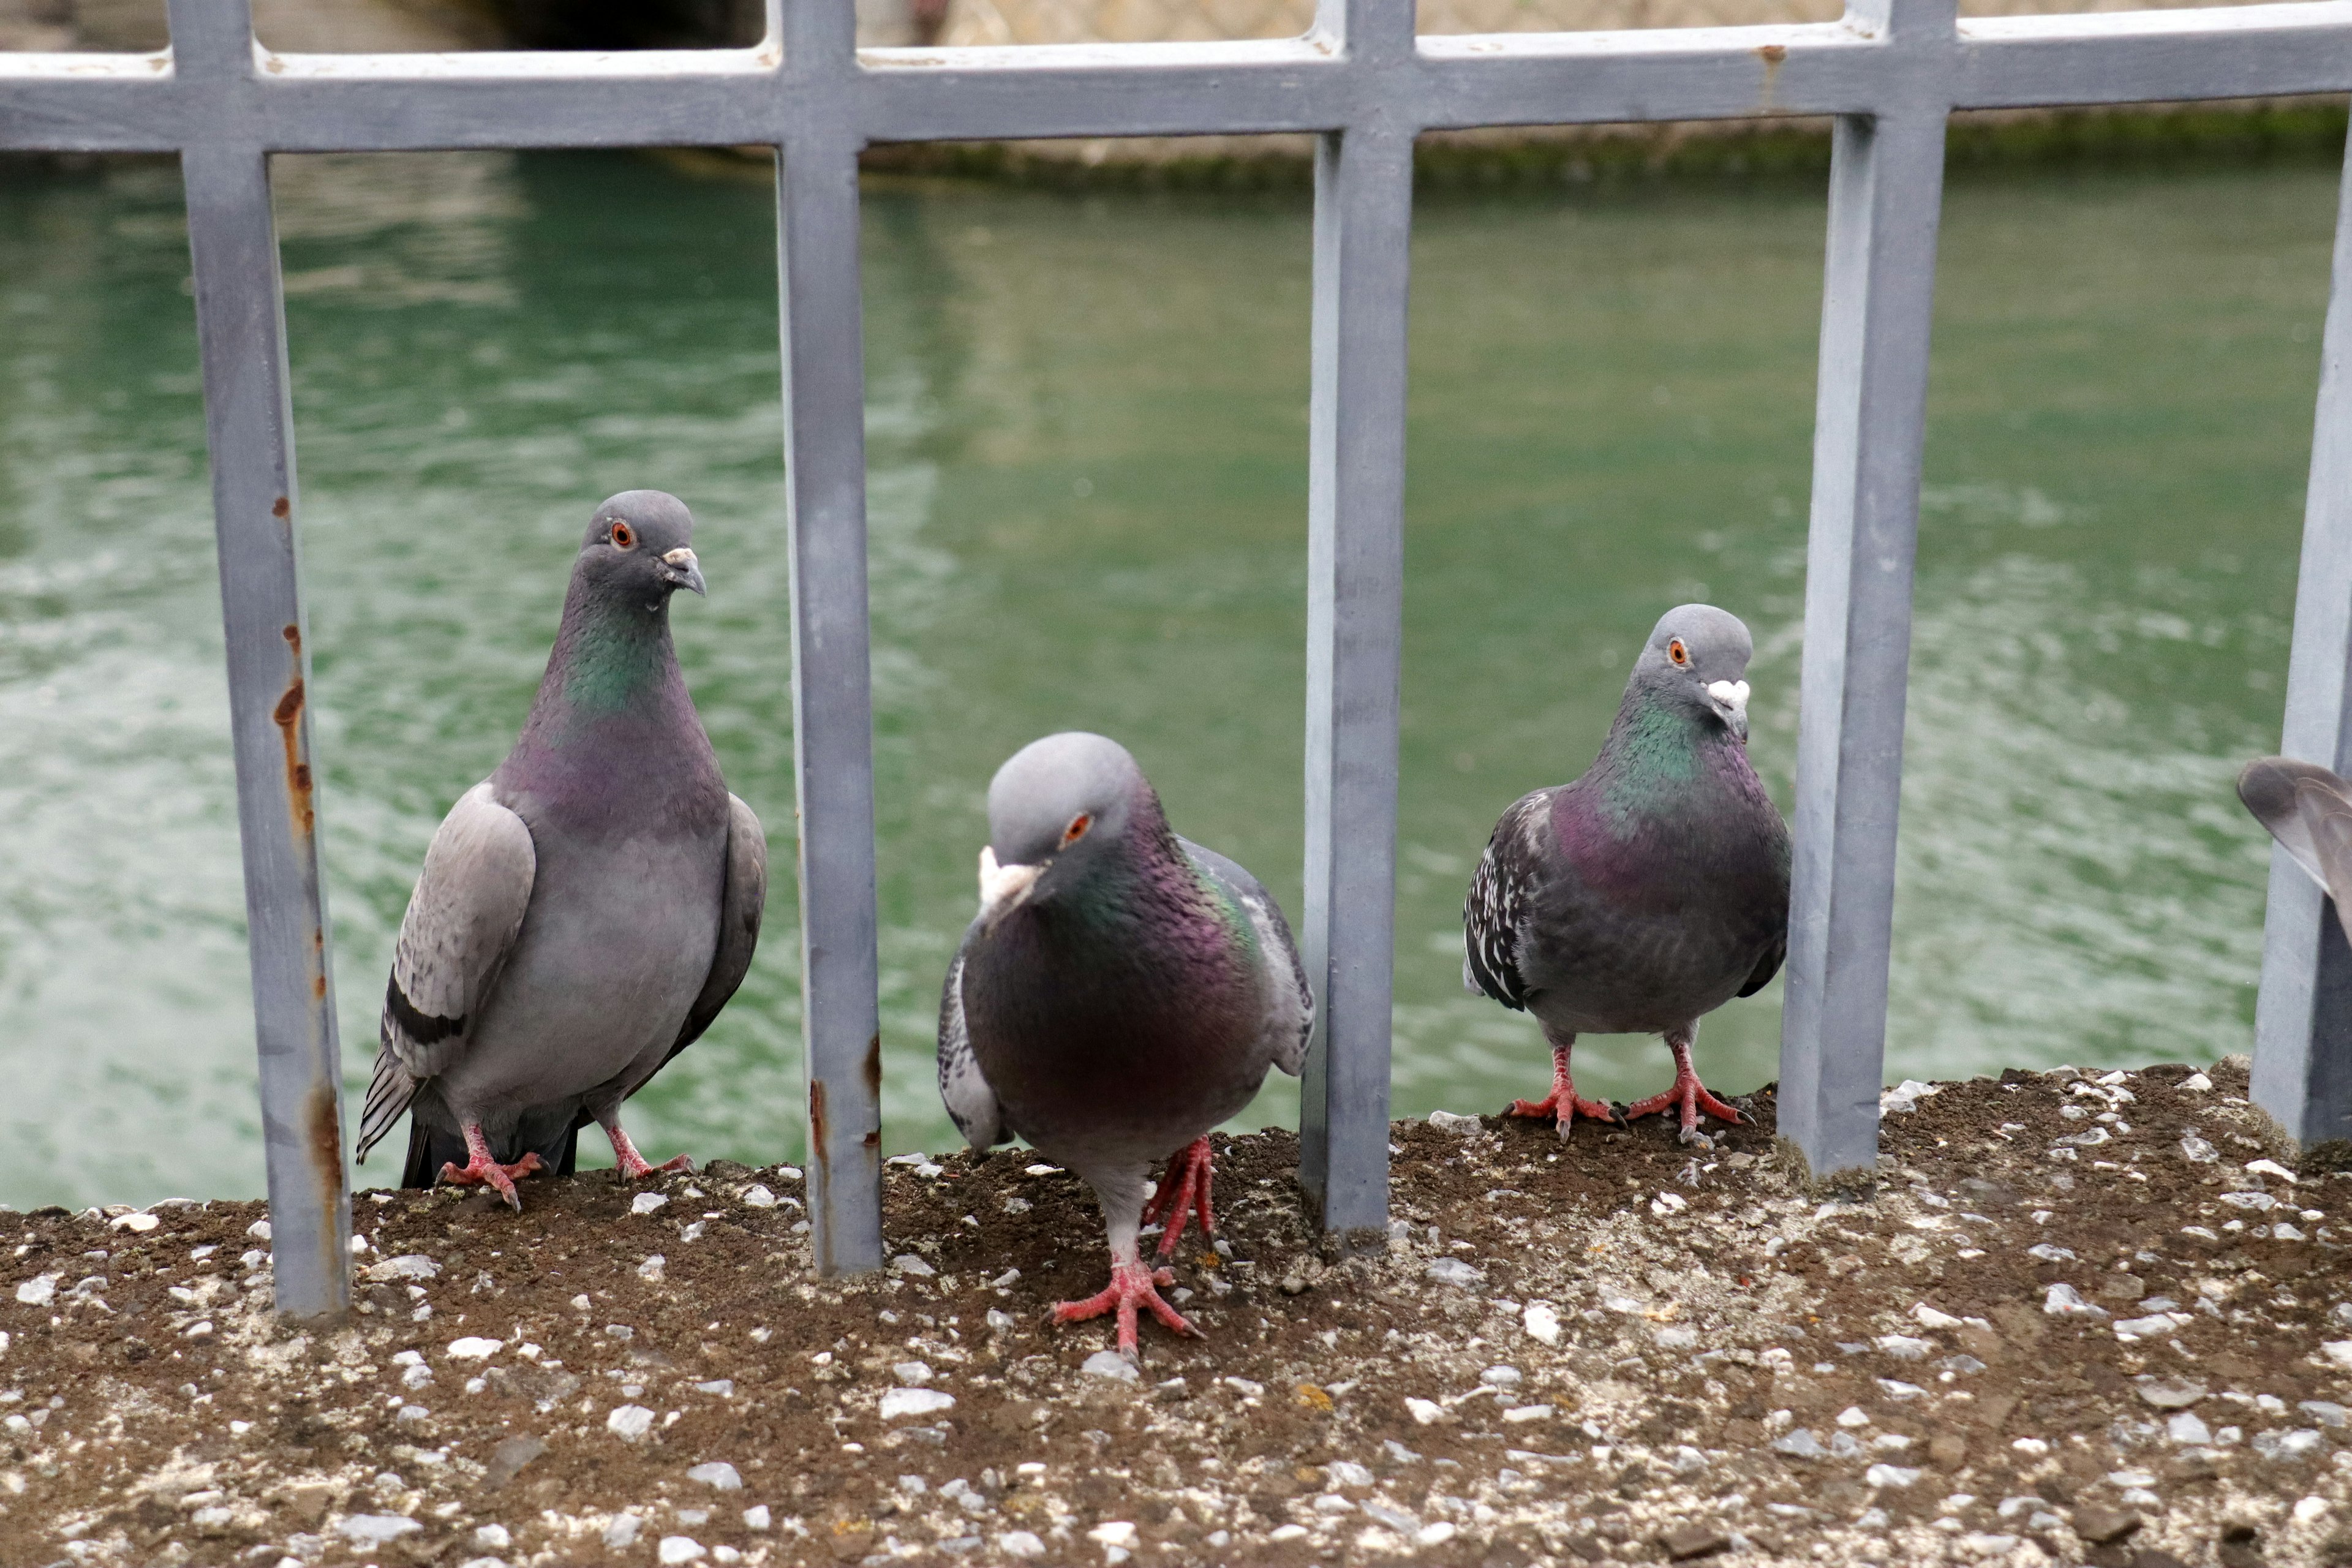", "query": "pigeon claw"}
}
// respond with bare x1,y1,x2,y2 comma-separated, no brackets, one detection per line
1504,1088,1623,1140
438,1150,545,1212
1142,1136,1218,1260
1051,1259,1197,1355
1626,1073,1744,1135
605,1124,694,1182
